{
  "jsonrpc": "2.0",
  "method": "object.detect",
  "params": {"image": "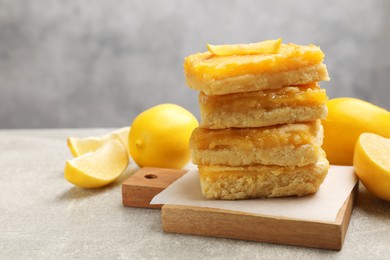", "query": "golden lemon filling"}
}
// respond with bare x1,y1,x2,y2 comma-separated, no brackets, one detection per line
199,164,303,179
184,43,325,81
190,121,321,151
197,151,328,179
199,83,327,113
